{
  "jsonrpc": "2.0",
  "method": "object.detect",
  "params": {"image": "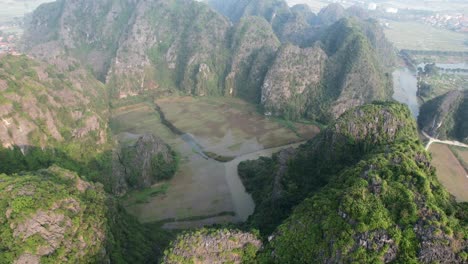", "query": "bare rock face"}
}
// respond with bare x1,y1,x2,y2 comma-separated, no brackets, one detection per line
418,90,467,143
261,44,327,119
0,55,108,153
225,16,280,102
163,229,262,264
0,166,108,263
112,133,176,194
